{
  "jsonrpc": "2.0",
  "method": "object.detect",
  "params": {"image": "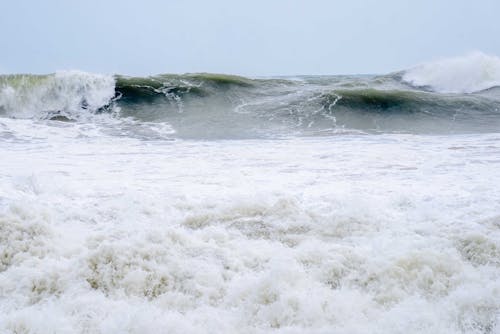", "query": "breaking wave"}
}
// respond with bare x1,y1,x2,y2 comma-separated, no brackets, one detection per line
1,53,500,138
402,52,500,93
0,71,115,120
